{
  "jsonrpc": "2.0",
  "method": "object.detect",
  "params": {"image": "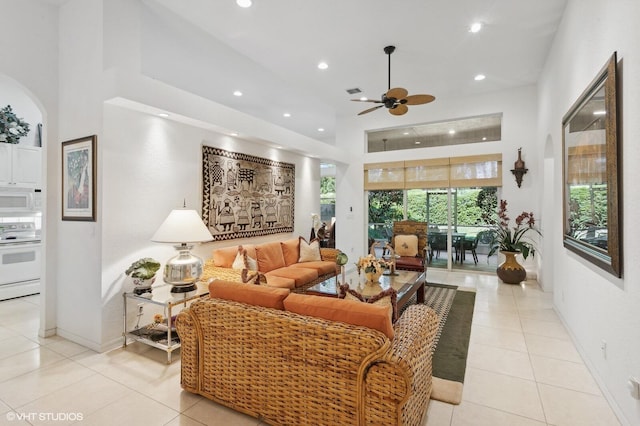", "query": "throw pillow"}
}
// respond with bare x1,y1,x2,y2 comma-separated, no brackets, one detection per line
395,234,419,257
298,237,322,262
232,246,258,271
339,284,398,322
241,269,267,285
